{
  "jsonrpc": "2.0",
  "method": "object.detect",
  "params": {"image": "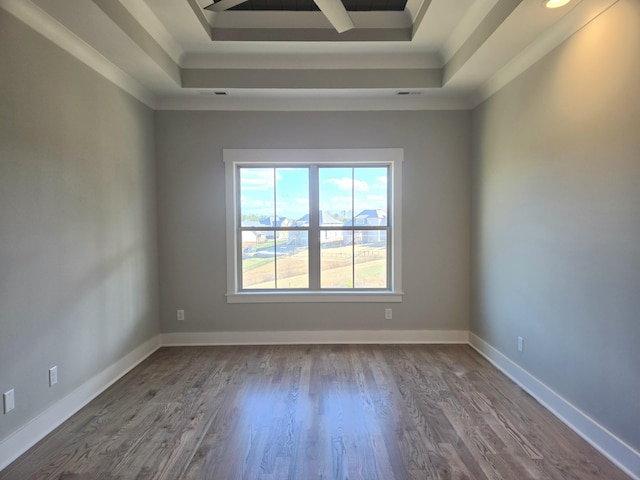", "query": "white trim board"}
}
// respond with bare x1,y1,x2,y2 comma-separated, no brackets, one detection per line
0,329,465,471
471,0,619,107
1,0,620,113
469,332,640,480
161,329,469,346
0,335,162,472
2,331,638,480
0,0,156,109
